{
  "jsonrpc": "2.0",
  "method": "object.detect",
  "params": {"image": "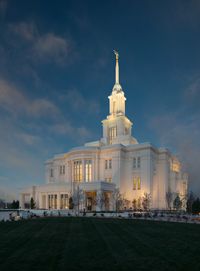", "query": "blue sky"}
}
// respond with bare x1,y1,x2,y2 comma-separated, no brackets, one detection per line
0,0,200,200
